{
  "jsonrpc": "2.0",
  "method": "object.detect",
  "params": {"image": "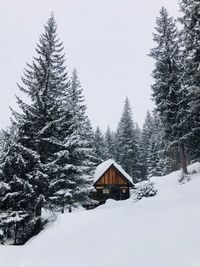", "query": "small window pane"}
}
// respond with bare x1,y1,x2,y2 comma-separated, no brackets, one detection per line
103,189,110,194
